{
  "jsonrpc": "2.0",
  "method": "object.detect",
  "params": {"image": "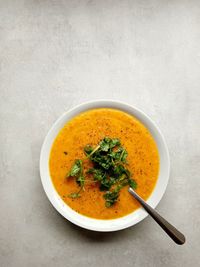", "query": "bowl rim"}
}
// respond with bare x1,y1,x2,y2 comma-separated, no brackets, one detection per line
40,99,170,232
